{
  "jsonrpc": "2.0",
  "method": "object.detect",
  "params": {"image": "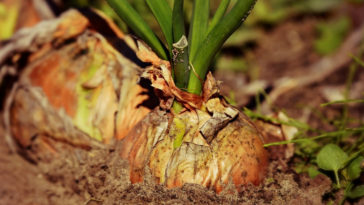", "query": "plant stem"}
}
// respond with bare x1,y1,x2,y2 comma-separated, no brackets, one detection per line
107,0,168,60
187,0,256,95
172,0,185,42
172,36,189,89
335,170,341,188
171,36,188,114
172,0,189,89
